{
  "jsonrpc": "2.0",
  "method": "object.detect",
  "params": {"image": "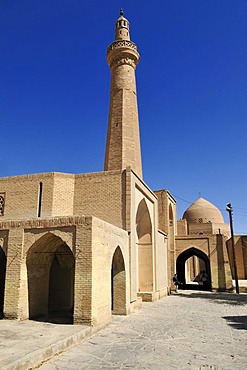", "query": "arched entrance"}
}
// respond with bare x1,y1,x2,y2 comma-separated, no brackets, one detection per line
136,198,153,292
26,233,75,324
176,247,211,290
111,246,126,315
0,247,6,319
